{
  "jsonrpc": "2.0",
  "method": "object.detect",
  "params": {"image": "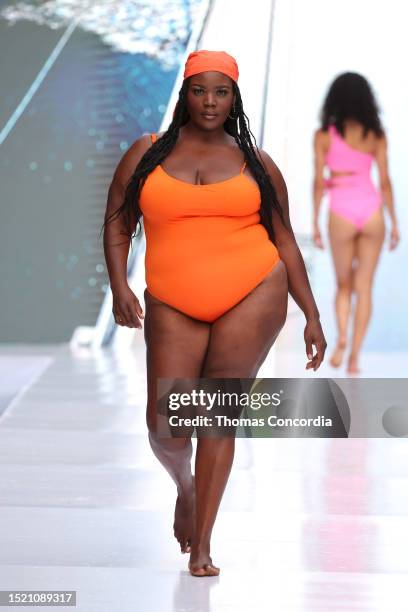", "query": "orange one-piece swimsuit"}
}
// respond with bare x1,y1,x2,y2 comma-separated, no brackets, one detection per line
138,133,281,322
